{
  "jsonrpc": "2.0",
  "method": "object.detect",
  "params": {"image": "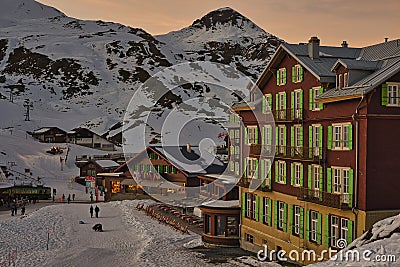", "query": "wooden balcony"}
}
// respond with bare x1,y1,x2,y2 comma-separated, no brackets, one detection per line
237,177,272,191
247,144,275,157
275,146,326,163
298,187,352,210
272,108,304,122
